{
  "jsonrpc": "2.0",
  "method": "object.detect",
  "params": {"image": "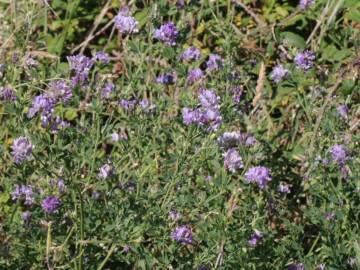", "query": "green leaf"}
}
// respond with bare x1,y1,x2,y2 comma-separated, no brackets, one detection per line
345,10,360,23
281,32,306,49
64,108,78,121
